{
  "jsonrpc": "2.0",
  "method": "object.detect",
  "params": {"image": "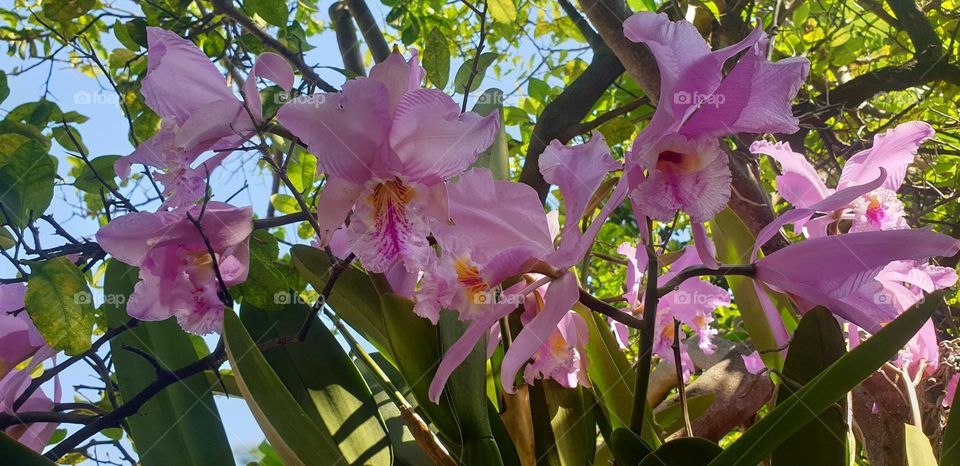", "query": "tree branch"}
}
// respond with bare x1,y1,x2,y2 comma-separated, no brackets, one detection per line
329,1,366,76
344,0,391,63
